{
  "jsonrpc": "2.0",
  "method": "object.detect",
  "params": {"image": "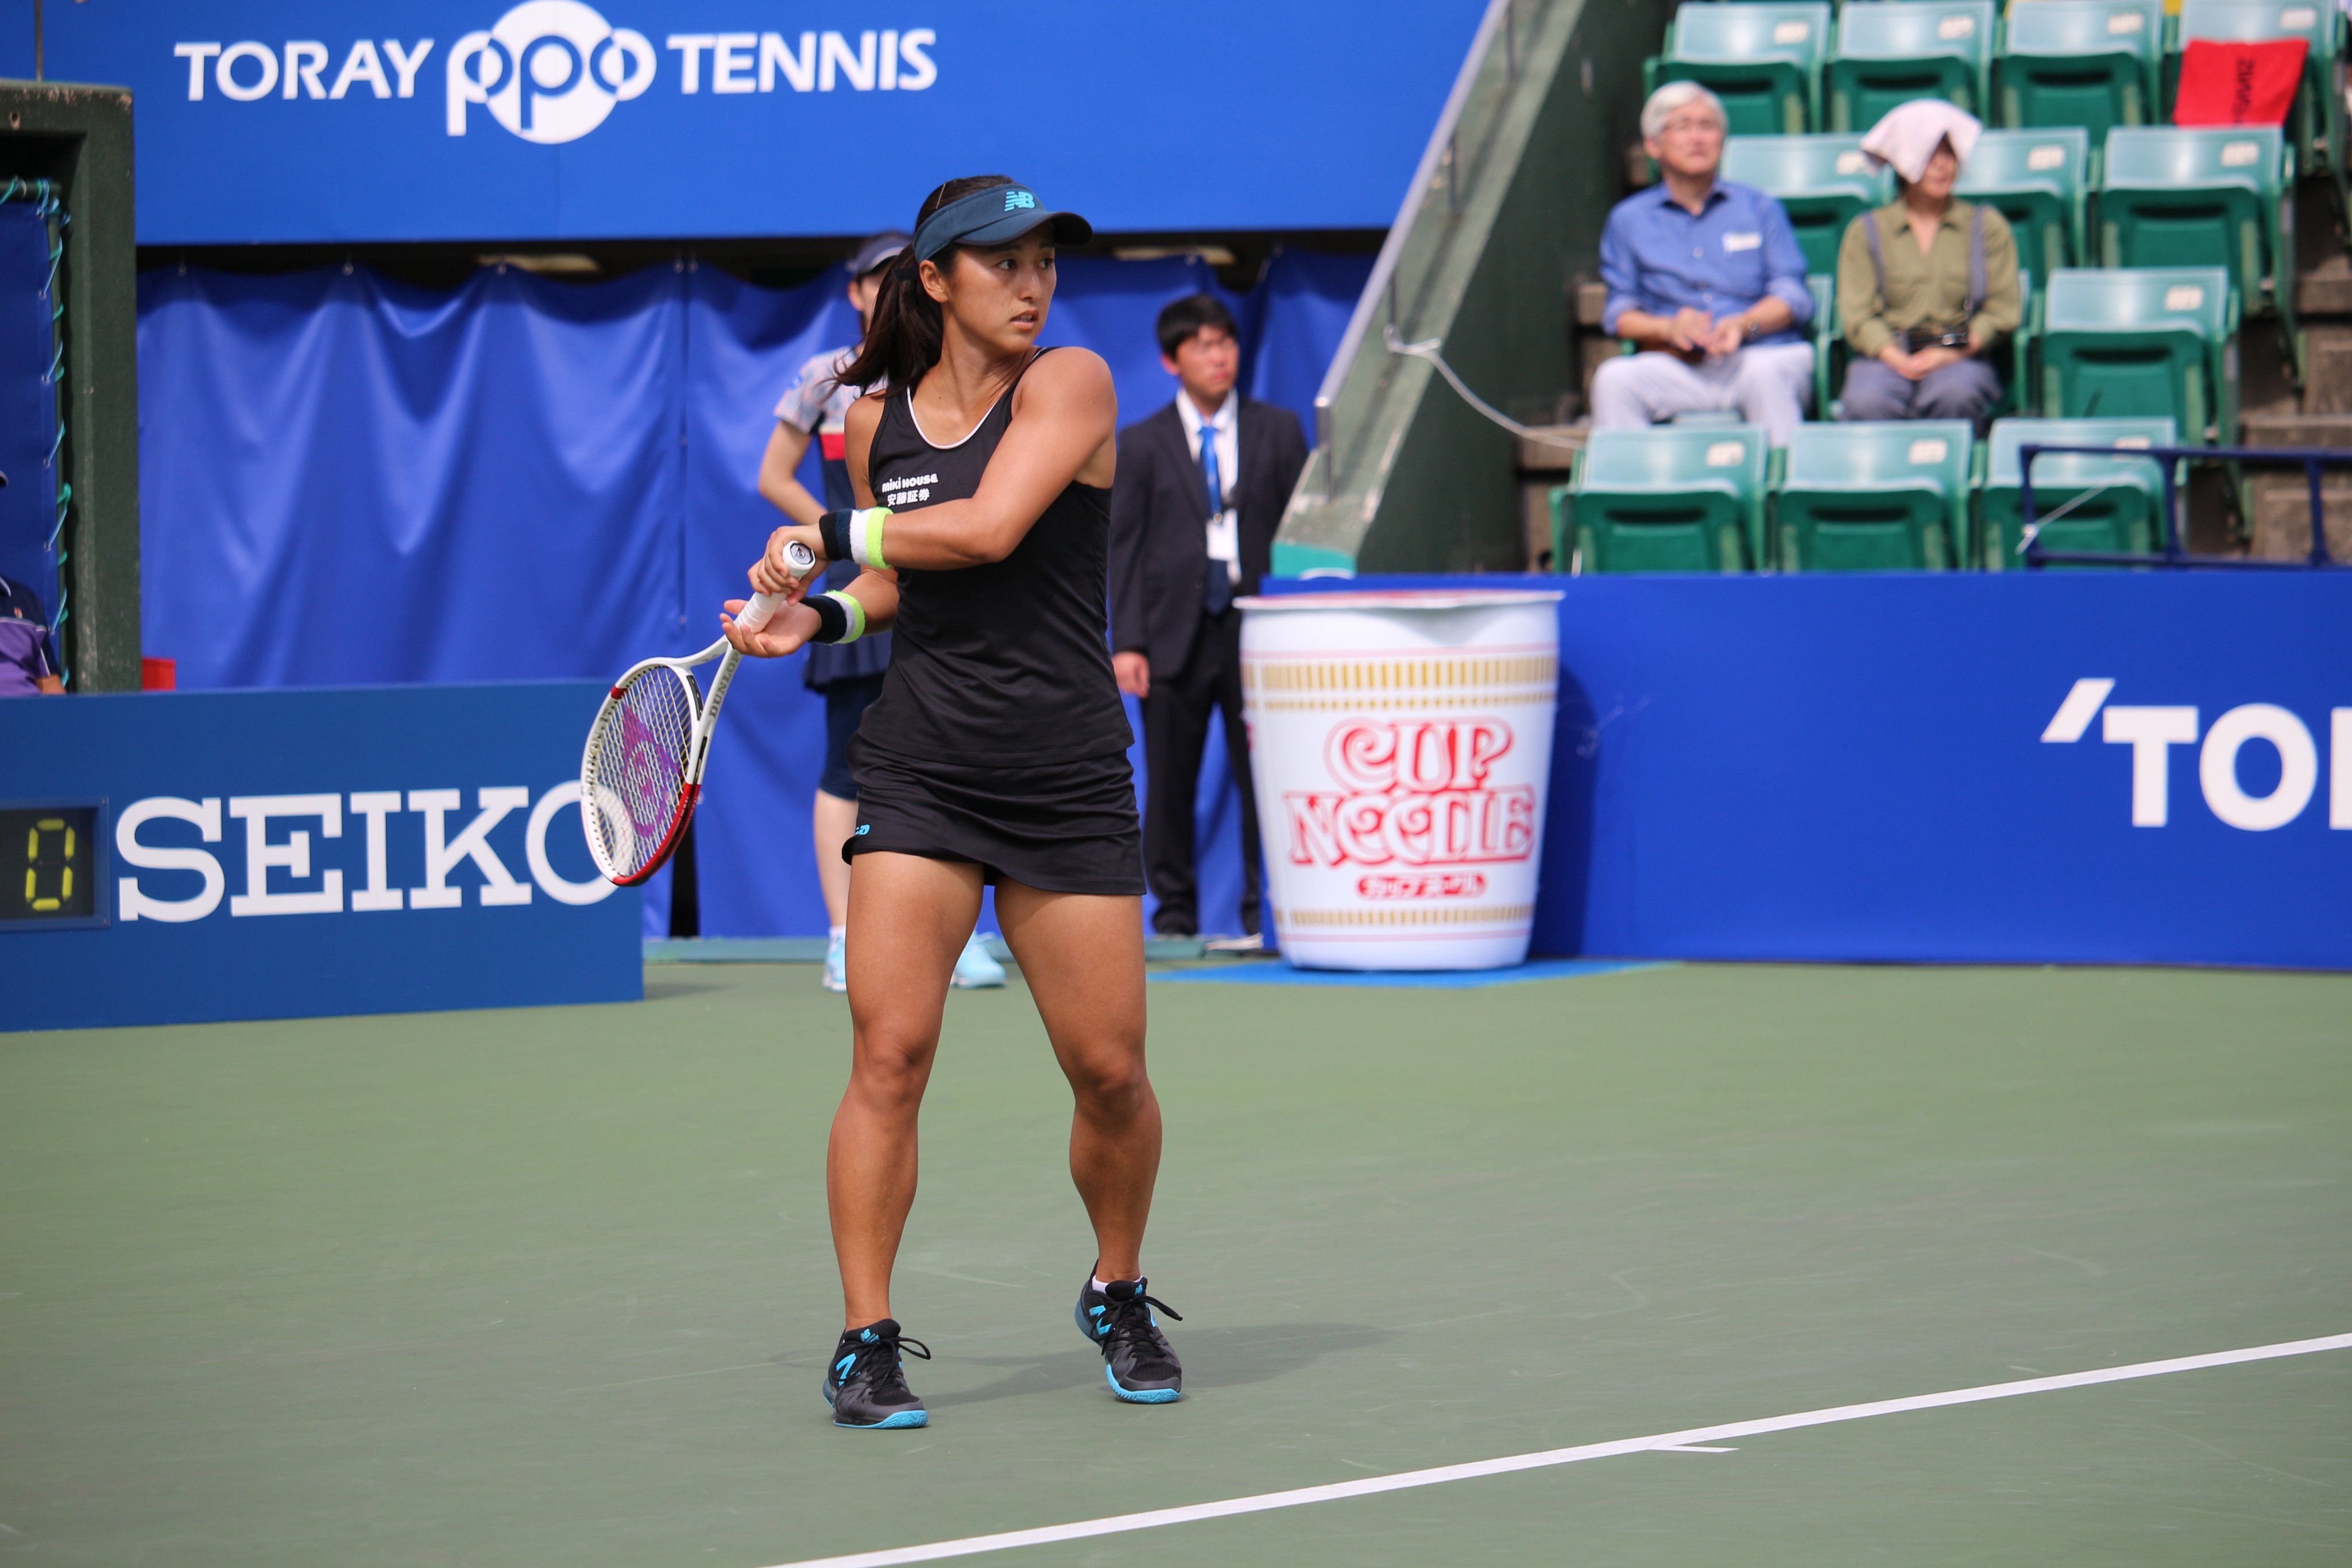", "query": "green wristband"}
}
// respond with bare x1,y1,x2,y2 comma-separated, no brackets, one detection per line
848,506,891,572
823,590,866,644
